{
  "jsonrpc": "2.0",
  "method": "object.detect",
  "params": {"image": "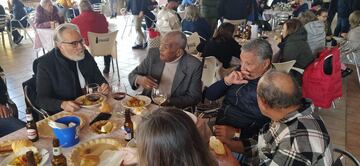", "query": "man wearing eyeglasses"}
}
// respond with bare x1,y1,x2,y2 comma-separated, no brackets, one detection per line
36,23,110,114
